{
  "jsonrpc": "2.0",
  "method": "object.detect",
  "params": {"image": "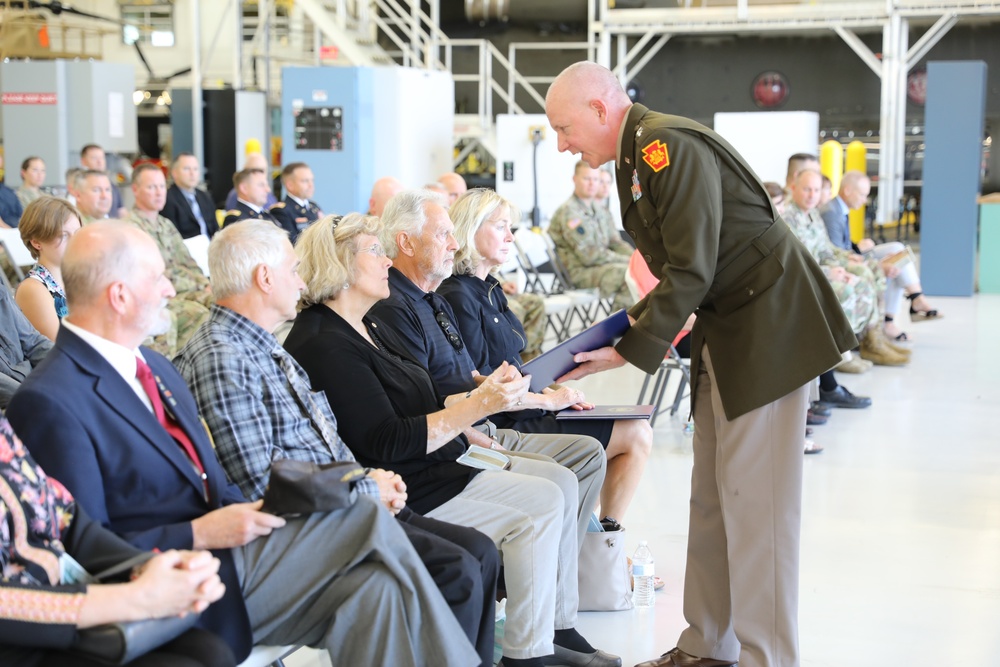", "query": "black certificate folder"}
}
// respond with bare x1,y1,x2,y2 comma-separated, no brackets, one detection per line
521,309,631,392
